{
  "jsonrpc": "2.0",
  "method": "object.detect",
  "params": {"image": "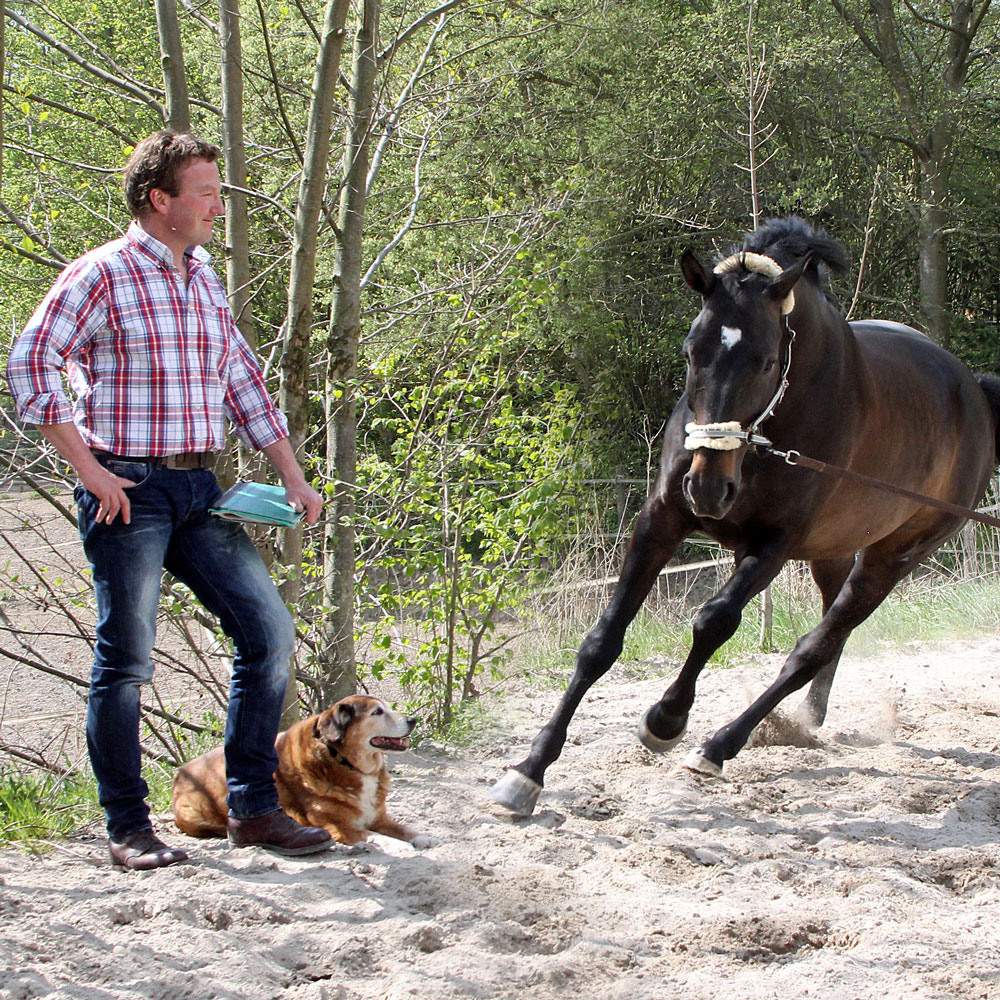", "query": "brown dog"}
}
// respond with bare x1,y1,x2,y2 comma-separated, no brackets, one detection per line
172,695,435,848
